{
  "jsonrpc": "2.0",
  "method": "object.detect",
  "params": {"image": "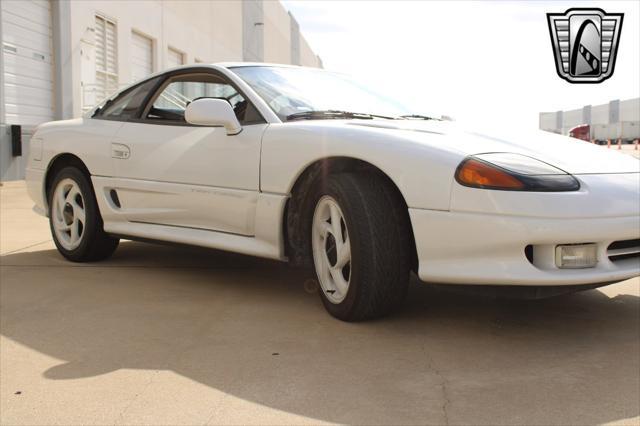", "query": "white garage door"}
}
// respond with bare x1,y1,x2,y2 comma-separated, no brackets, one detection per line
131,31,152,82
1,0,54,126
167,47,184,69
